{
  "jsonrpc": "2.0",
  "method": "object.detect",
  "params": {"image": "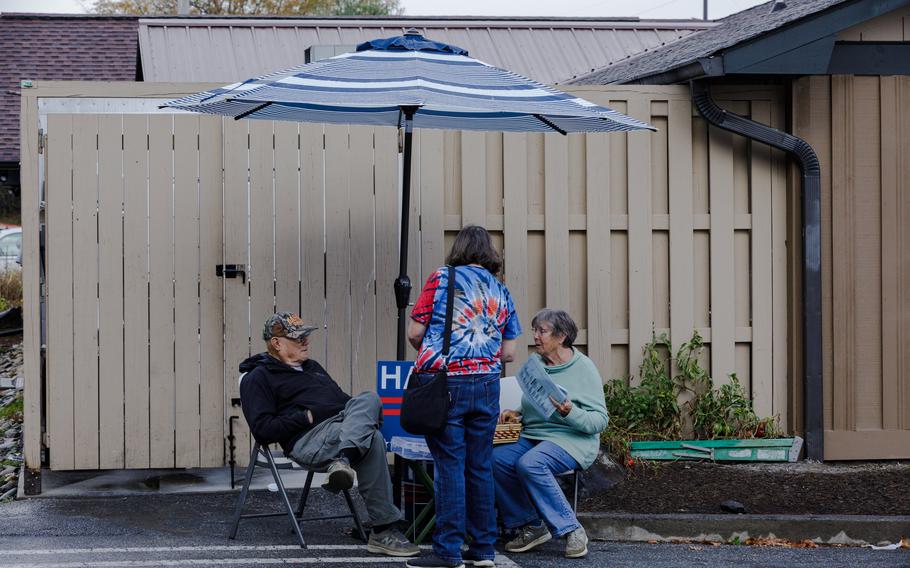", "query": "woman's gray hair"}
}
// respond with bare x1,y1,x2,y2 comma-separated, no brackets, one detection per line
531,308,578,348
